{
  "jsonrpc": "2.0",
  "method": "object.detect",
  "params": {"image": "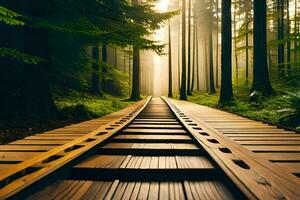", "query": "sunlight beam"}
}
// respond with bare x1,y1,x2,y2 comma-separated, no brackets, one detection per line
155,0,170,12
